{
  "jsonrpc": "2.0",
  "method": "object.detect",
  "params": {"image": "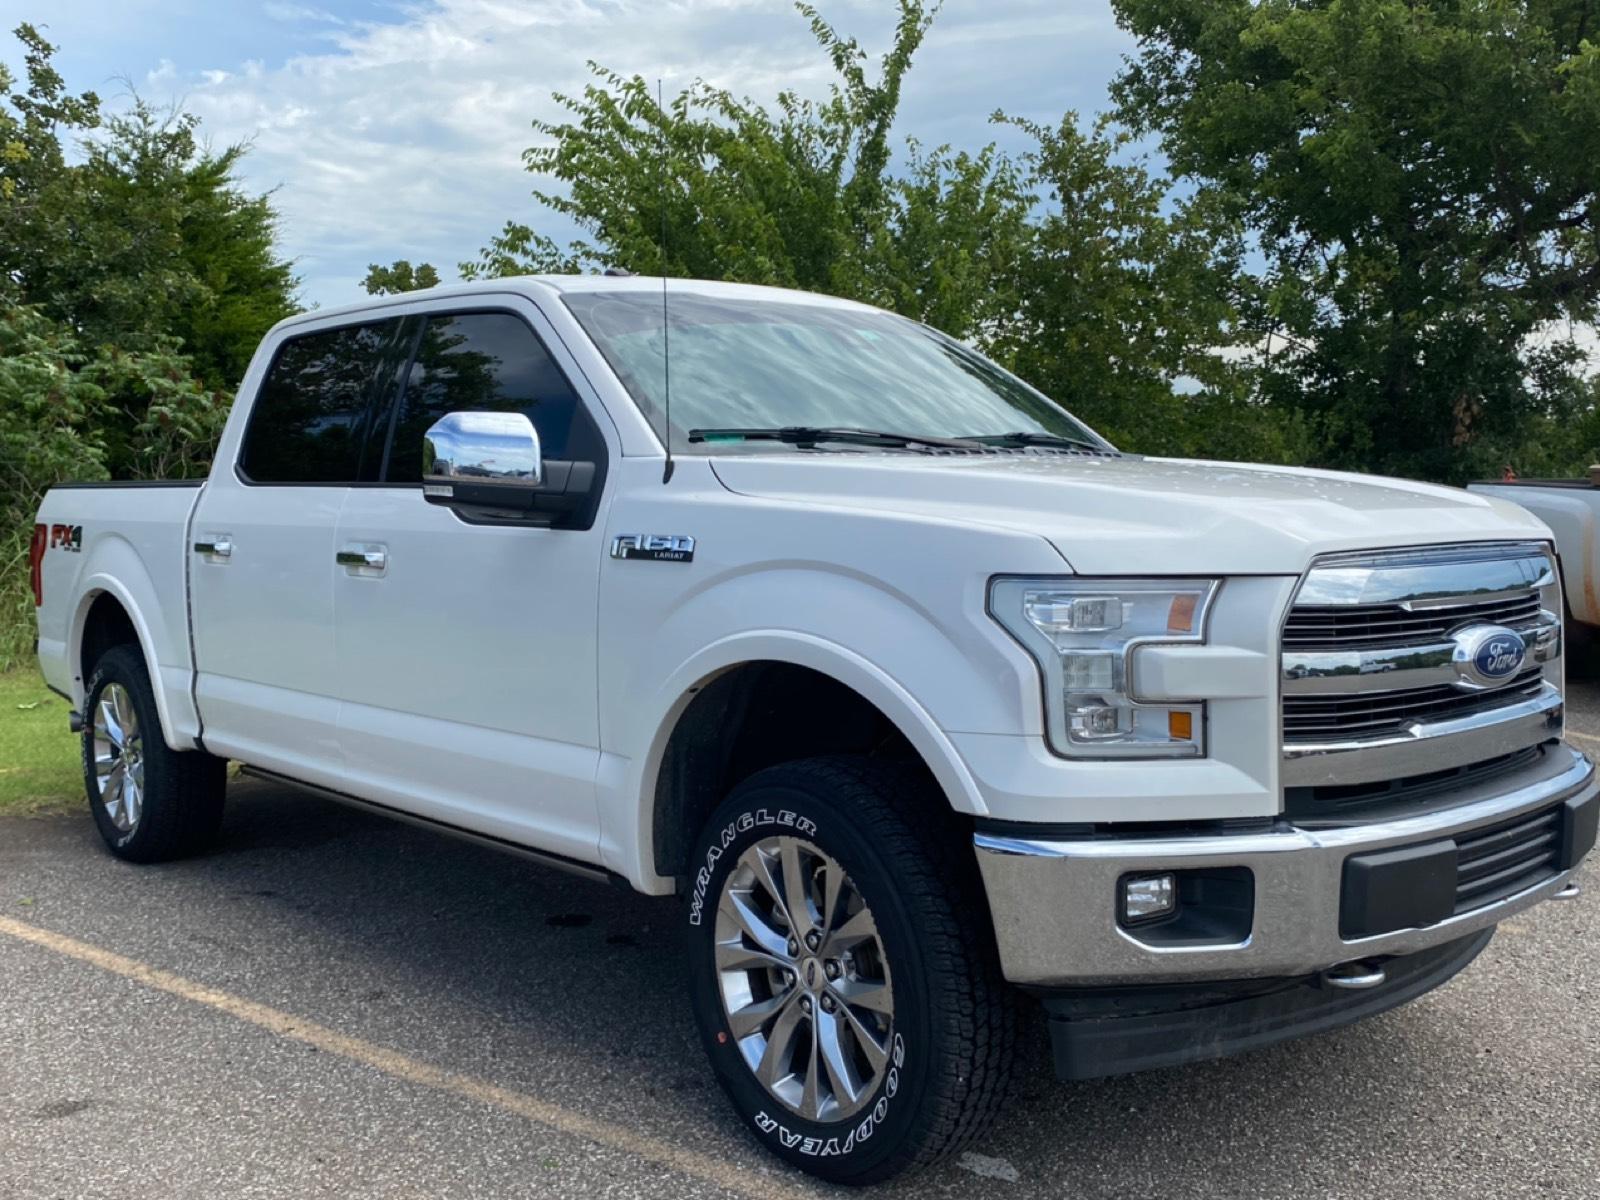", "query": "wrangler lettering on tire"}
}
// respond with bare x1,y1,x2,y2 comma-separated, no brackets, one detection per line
683,757,1018,1186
